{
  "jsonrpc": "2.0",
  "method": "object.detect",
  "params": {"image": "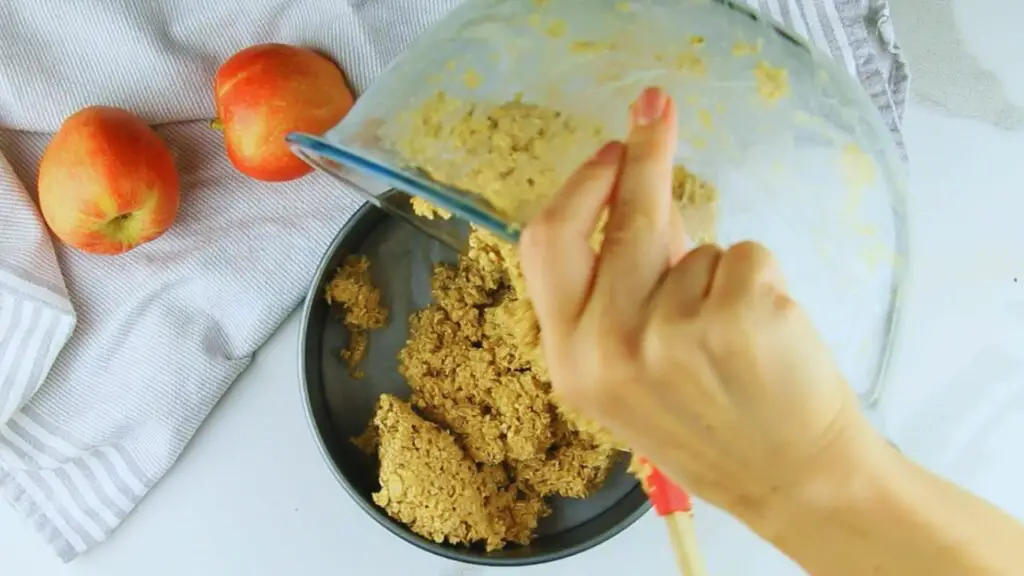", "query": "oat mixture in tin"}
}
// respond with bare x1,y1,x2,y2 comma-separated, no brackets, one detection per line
325,255,388,379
